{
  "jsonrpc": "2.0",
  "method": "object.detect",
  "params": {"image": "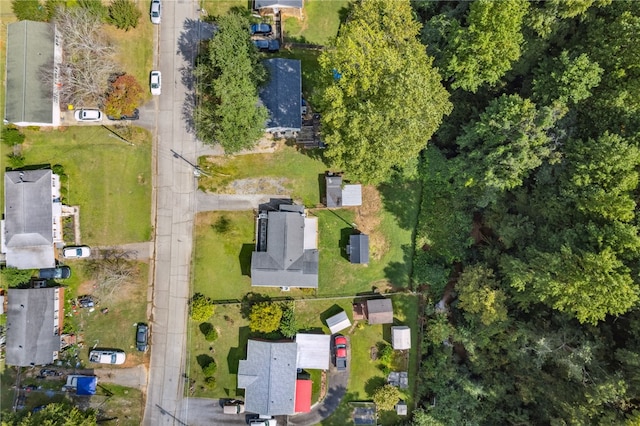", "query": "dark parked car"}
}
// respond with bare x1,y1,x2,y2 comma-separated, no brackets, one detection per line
250,23,272,35
107,109,139,121
38,266,71,280
136,323,149,352
253,39,280,52
334,334,347,371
